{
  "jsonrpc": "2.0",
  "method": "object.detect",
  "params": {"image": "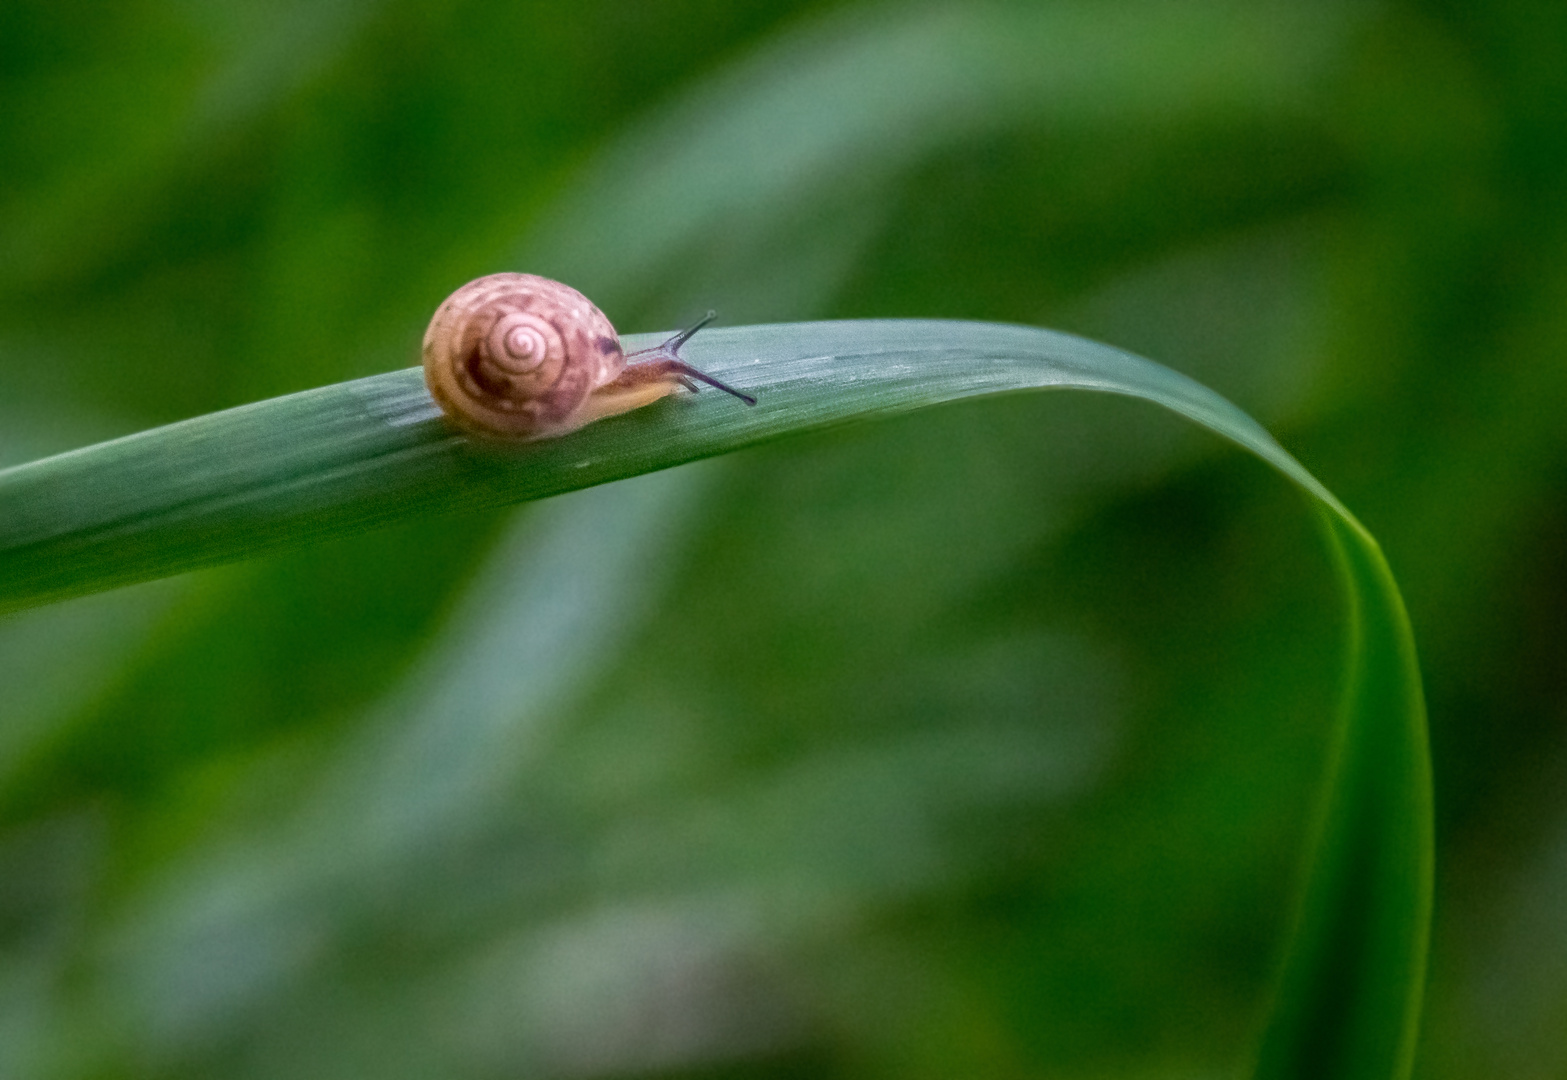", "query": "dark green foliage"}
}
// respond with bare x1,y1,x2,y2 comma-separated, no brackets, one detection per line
1,1,1563,1077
